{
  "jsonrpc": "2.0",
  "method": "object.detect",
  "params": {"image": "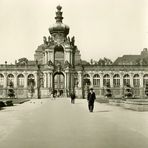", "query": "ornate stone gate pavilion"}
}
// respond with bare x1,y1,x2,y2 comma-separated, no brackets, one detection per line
0,5,148,99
